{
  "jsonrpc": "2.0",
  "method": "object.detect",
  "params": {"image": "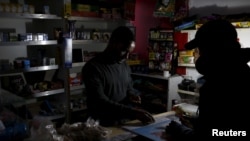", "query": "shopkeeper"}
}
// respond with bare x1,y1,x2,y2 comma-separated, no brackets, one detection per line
82,26,155,126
